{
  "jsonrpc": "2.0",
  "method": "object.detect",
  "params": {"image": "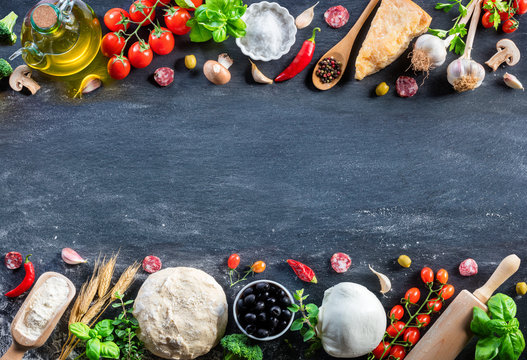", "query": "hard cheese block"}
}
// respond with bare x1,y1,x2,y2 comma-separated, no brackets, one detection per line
355,0,432,80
